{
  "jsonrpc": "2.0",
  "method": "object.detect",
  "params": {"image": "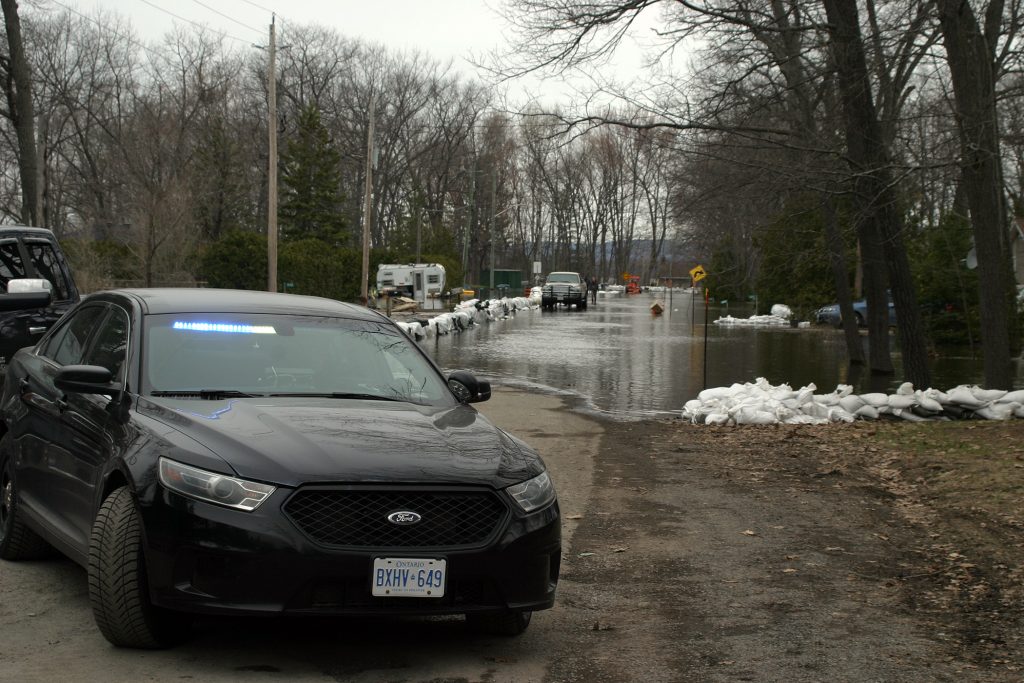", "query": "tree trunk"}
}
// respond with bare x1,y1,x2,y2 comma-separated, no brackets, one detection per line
1,0,37,226
766,0,866,367
822,195,865,364
823,0,932,388
936,0,1014,388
